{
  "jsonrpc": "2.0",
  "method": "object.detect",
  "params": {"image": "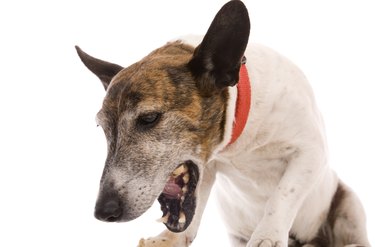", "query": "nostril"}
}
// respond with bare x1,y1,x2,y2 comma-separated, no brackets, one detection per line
95,200,122,222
